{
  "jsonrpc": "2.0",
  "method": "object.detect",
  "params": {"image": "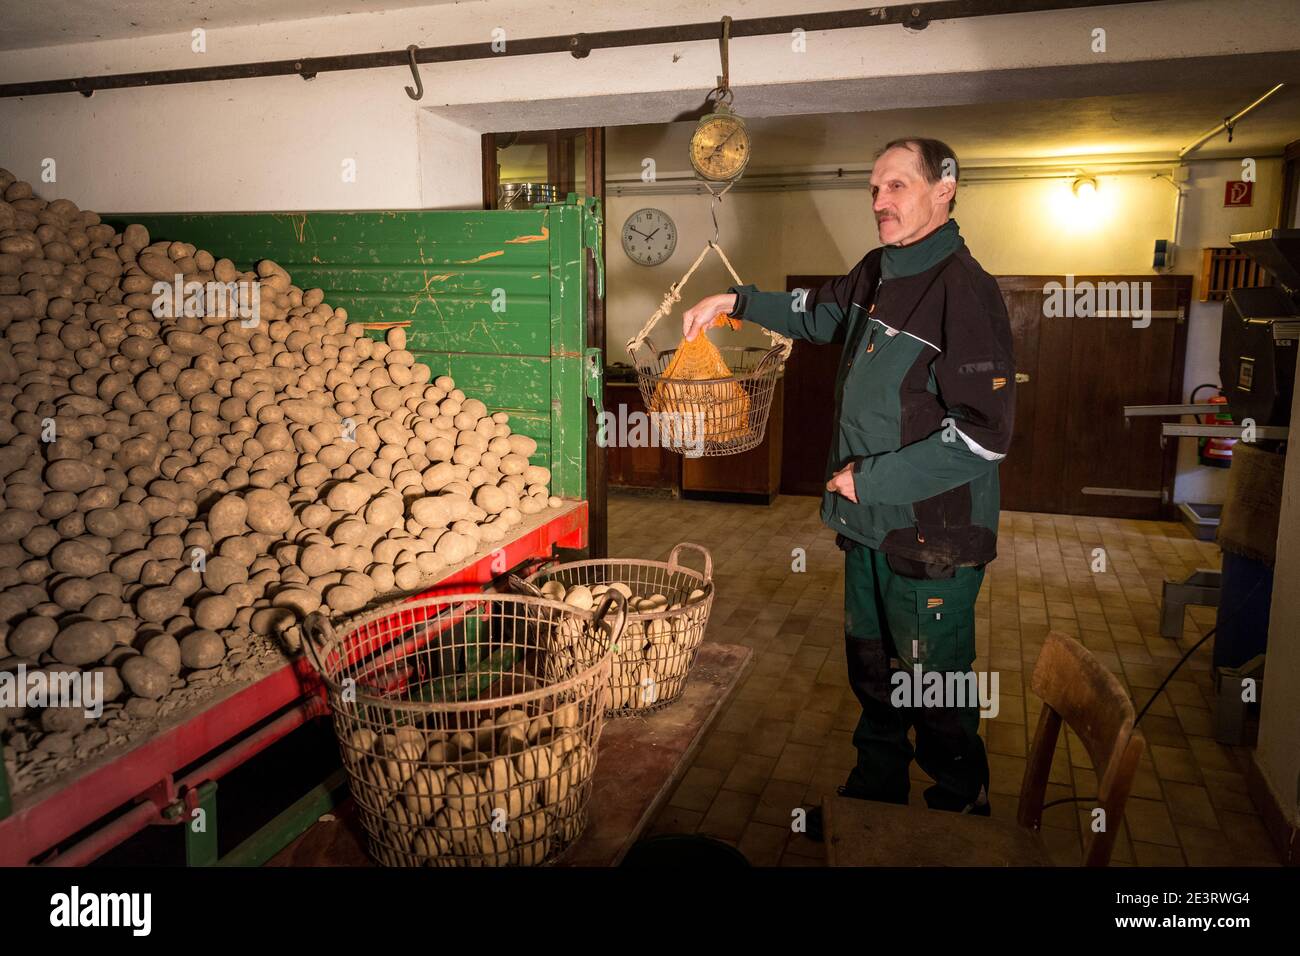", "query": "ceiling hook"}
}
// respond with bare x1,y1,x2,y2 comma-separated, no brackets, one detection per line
719,16,731,93
710,15,732,106
405,44,424,100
